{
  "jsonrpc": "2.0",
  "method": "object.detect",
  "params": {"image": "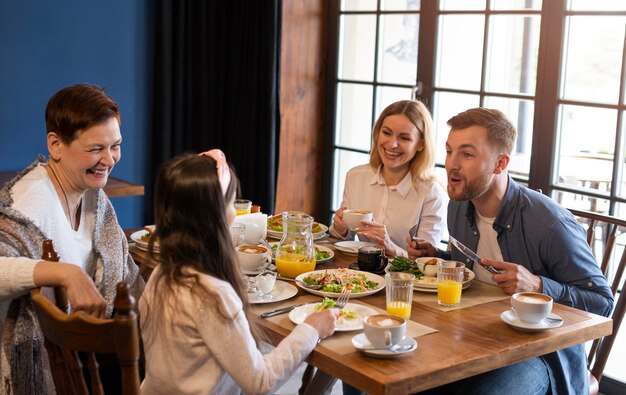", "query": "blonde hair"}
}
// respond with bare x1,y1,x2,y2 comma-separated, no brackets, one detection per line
369,100,436,184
